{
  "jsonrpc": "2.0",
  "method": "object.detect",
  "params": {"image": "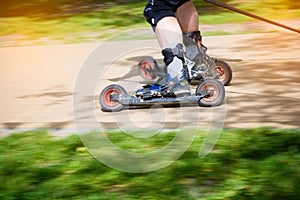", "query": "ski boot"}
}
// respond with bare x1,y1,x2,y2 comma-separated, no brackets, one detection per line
183,31,232,85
